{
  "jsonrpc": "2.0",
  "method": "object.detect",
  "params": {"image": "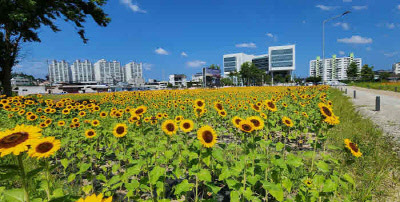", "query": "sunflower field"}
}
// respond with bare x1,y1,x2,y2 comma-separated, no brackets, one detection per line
0,86,362,202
